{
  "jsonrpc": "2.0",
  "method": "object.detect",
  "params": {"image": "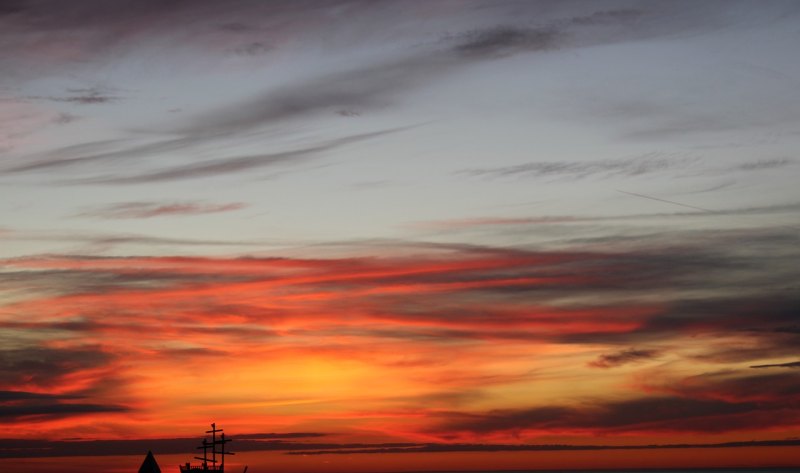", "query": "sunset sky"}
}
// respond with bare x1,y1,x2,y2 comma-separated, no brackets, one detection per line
1,1,799,472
